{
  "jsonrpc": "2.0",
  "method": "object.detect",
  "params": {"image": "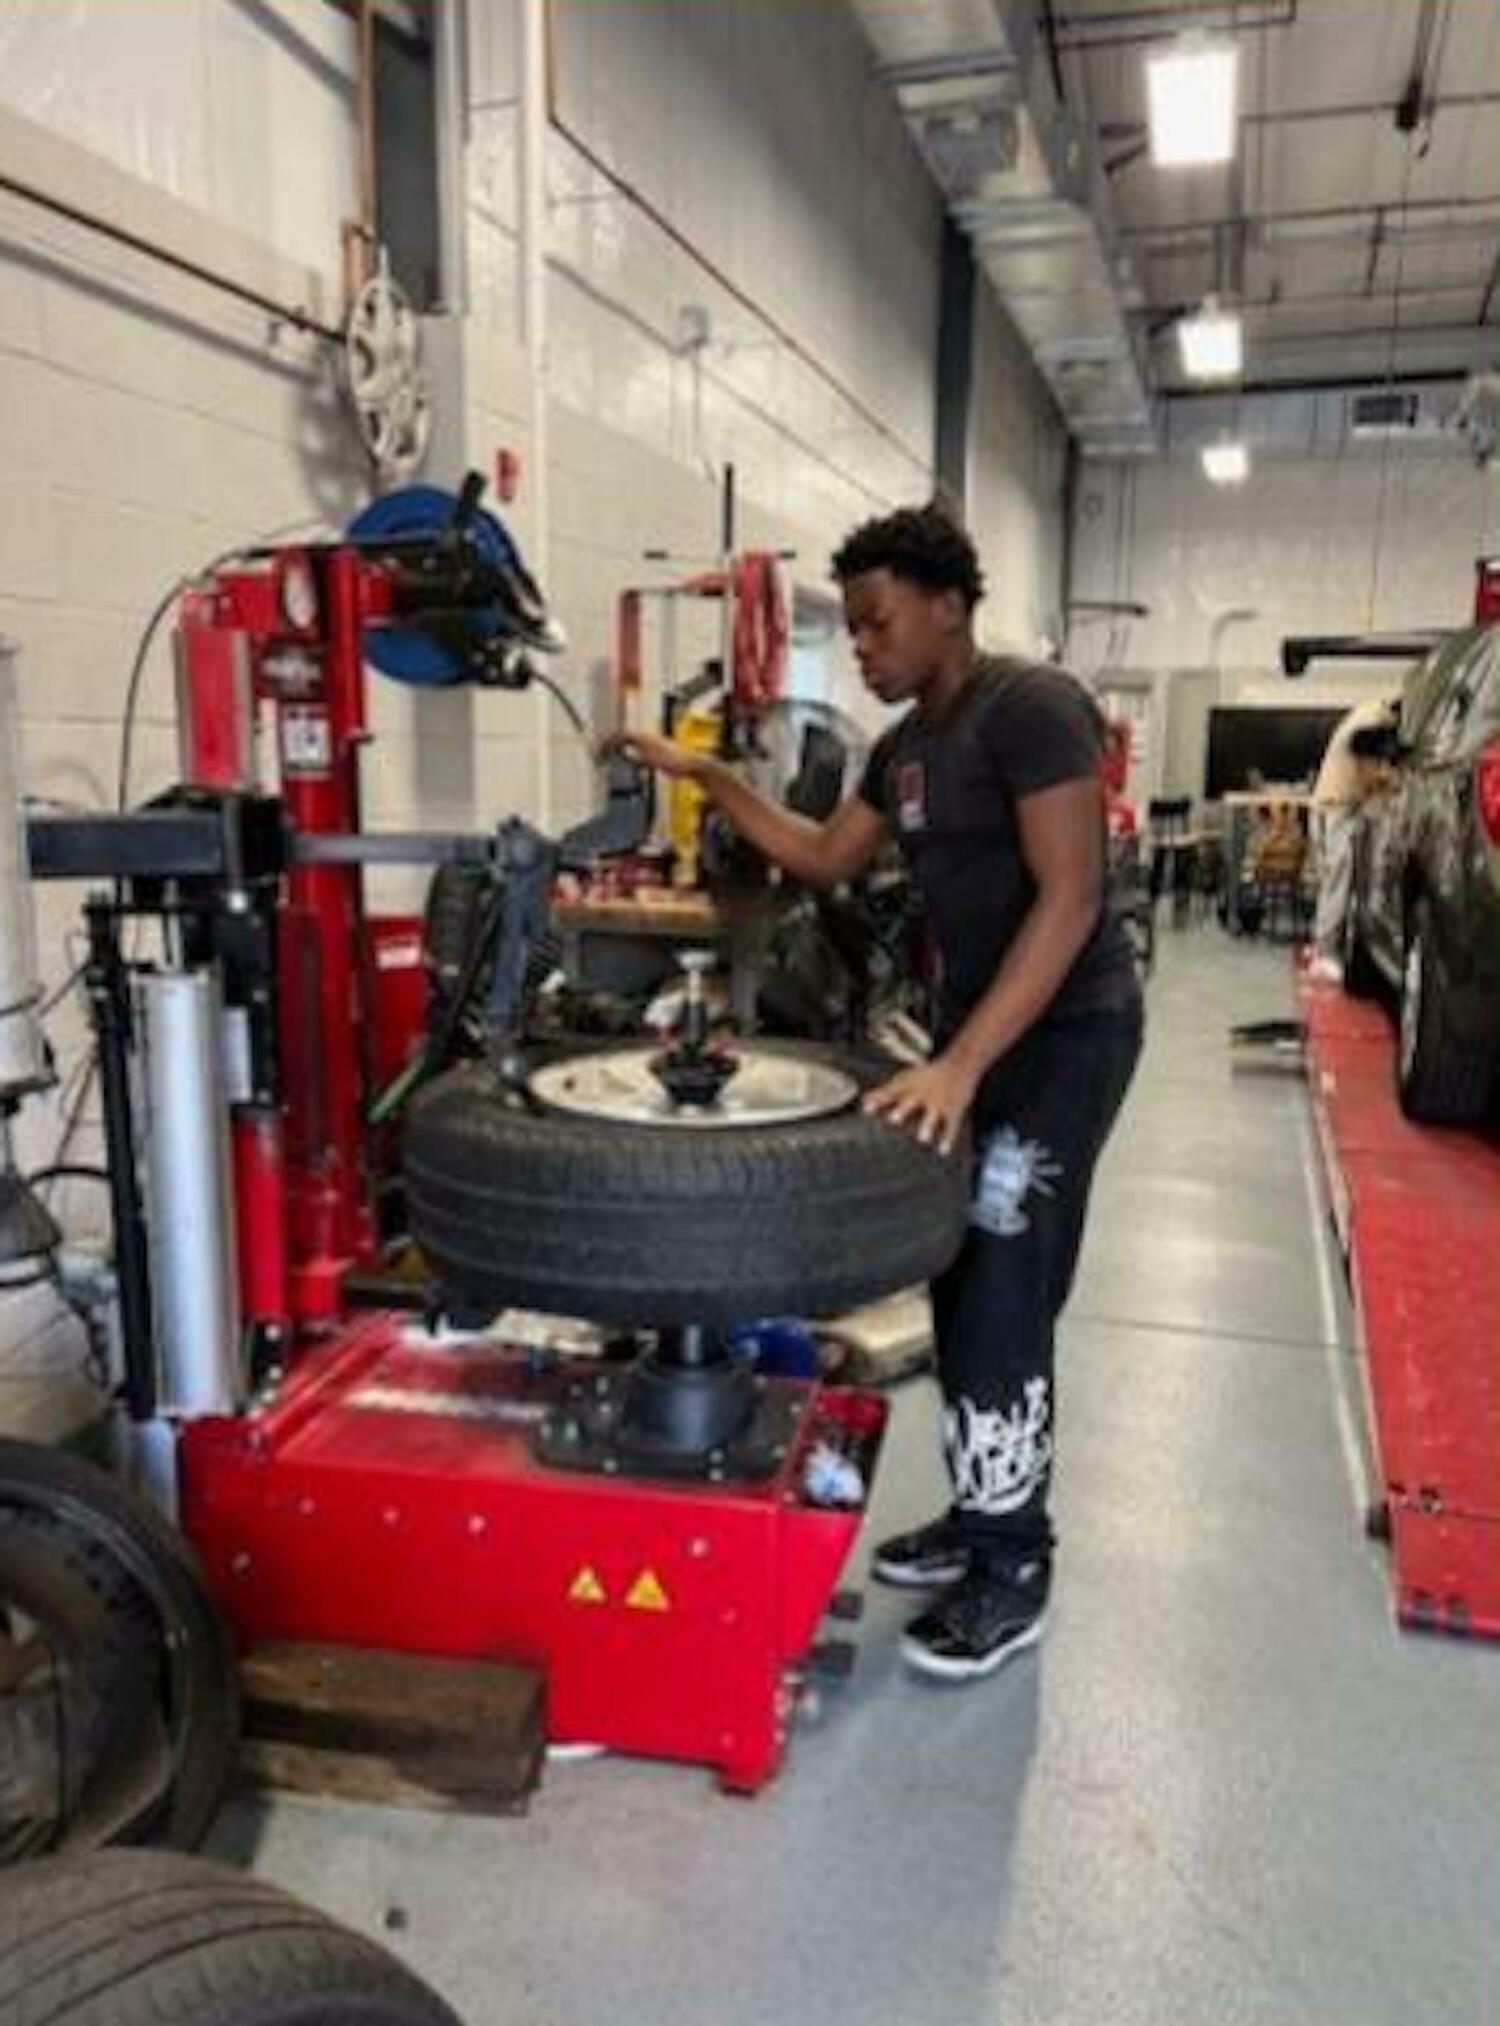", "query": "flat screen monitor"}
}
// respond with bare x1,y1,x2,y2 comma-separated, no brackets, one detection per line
1204,706,1346,799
